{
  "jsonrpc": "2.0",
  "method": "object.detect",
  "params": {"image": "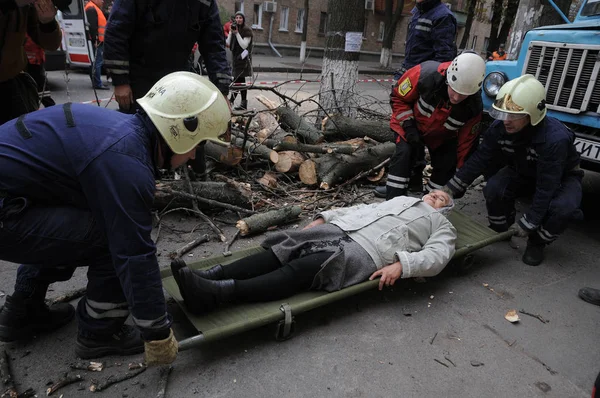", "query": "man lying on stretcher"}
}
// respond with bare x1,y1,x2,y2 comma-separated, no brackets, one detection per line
171,190,457,315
